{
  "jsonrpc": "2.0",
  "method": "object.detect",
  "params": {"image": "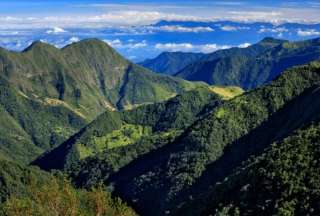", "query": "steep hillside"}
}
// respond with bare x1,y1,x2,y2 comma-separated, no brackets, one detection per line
178,84,320,215
33,62,320,216
0,39,203,118
0,77,86,163
198,123,320,216
33,87,223,174
139,52,205,75
103,62,320,215
0,38,204,163
175,37,320,89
